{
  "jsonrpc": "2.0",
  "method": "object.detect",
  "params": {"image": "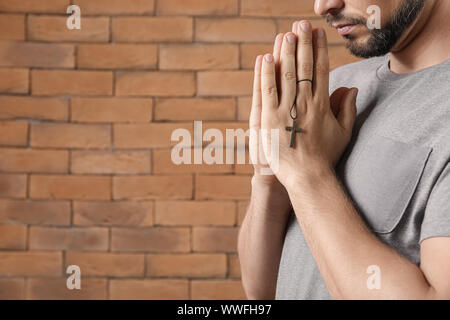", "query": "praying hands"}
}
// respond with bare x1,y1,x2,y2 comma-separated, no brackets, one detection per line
249,20,359,189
